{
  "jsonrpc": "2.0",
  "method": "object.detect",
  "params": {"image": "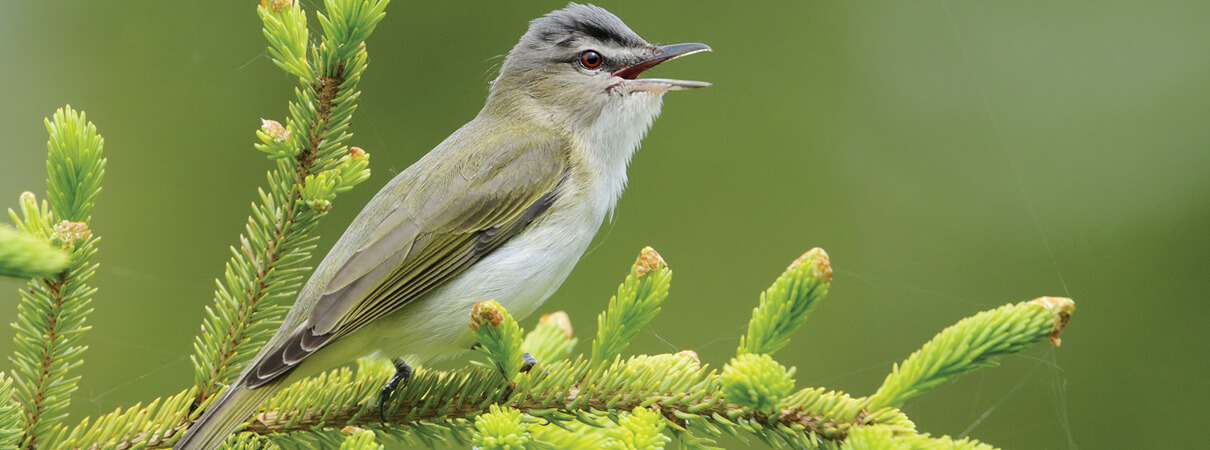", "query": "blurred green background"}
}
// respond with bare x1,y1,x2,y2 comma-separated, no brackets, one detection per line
2,1,1207,448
